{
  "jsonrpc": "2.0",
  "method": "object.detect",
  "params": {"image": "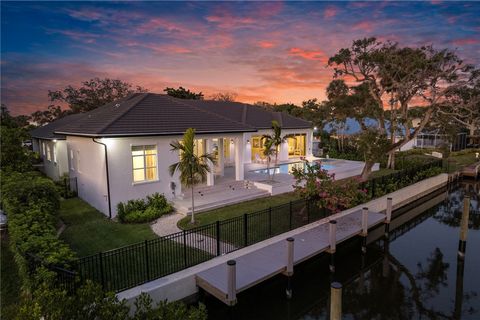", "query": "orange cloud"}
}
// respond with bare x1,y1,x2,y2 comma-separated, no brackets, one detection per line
288,47,328,63
258,40,276,48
